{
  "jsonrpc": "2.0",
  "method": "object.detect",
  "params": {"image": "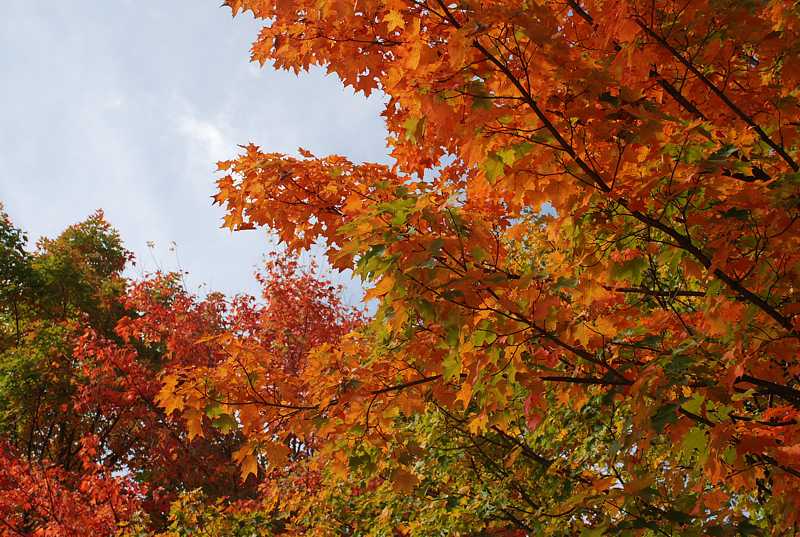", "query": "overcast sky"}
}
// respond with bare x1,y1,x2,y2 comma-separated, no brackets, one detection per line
0,1,388,303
